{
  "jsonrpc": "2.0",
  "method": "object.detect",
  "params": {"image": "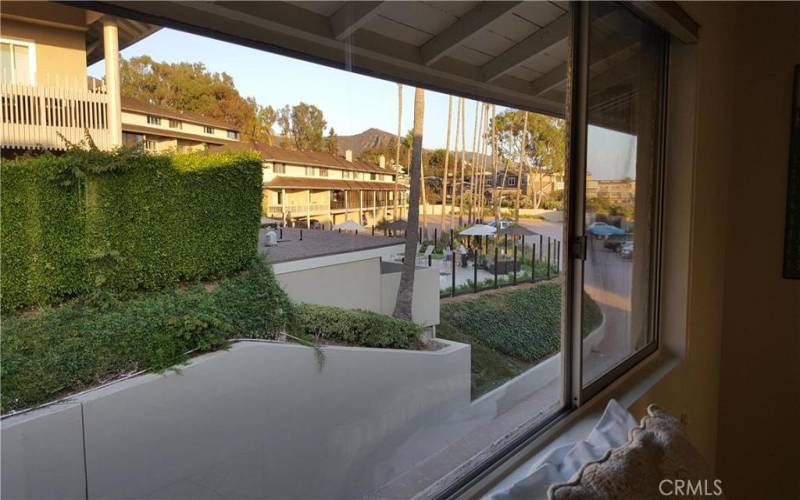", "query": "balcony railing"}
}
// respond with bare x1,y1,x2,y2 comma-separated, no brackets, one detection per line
1,83,111,150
